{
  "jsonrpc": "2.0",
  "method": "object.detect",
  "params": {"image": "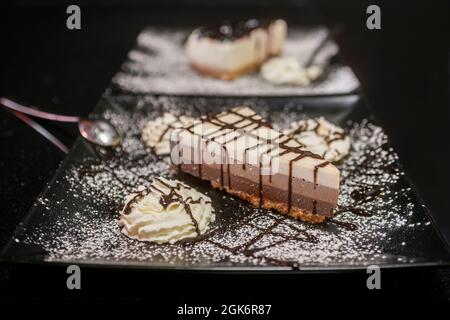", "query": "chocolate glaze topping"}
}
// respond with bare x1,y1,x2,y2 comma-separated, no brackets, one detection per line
197,19,275,41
